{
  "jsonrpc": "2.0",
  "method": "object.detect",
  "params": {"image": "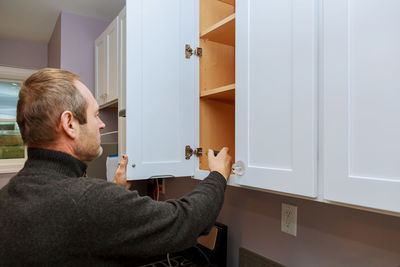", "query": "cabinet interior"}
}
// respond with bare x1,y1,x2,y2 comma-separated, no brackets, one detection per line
199,0,235,170
99,104,119,144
